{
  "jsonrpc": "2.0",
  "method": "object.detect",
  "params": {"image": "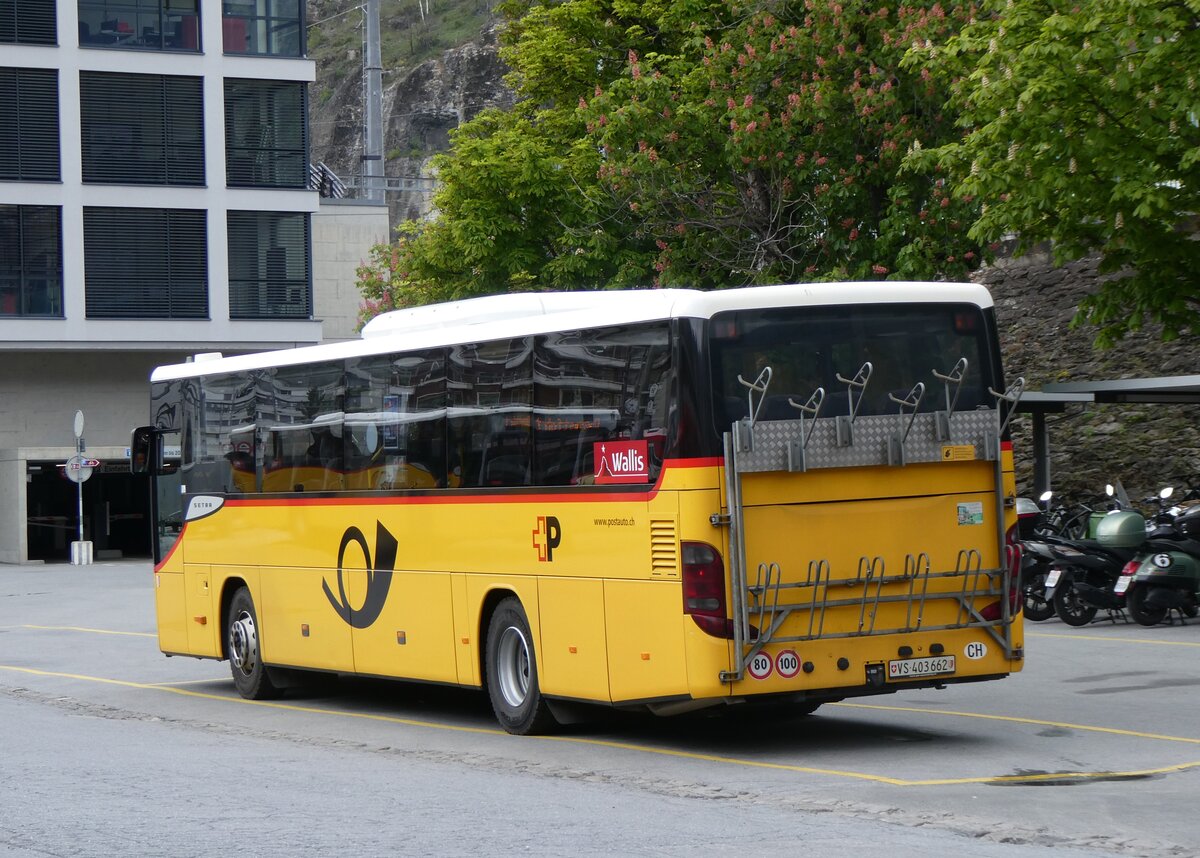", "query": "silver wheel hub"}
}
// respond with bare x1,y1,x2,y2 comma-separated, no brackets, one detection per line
496,625,531,708
229,610,259,676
